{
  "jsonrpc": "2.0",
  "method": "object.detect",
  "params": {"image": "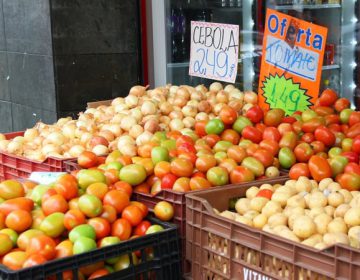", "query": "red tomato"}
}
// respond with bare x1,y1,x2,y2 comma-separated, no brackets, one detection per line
302,117,325,133
325,114,340,126
64,209,86,231
100,205,117,224
87,218,111,240
23,254,47,268
264,109,285,127
54,174,79,201
121,205,143,227
111,218,132,241
177,142,196,154
259,139,279,156
282,116,297,124
328,124,342,133
178,152,197,165
253,149,274,167
256,189,273,199
242,126,262,143
308,155,332,182
314,106,334,116
318,88,338,106
341,151,359,163
289,163,310,180
352,135,360,154
219,106,238,125
346,123,360,138
176,135,194,148
310,141,326,154
27,235,56,260
42,194,68,216
292,121,303,134
349,112,360,127
134,220,151,236
277,123,293,136
192,171,206,179
294,143,314,162
334,98,350,112
344,163,360,175
88,269,109,279
314,126,336,147
41,189,58,205
161,173,178,189
245,105,264,124
103,190,130,214
203,134,221,148
255,123,266,134
221,129,240,144
78,151,98,169
301,133,315,143
170,158,193,177
0,198,34,216
195,121,207,137
230,166,255,184
262,127,281,142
